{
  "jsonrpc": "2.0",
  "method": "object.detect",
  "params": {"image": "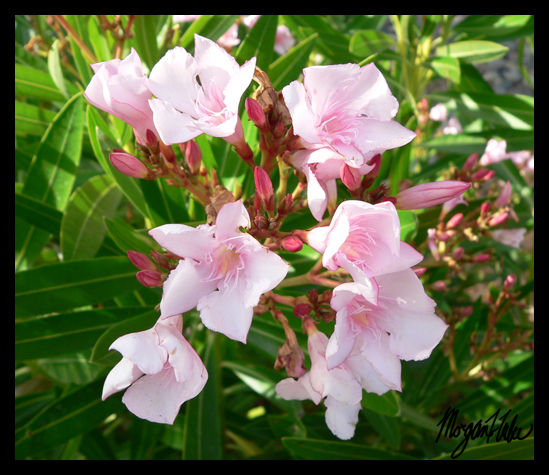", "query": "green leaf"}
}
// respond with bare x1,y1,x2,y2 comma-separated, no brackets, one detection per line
433,437,534,460
15,256,143,319
361,390,400,417
236,15,278,72
269,32,318,90
428,56,461,83
47,39,70,99
454,15,533,41
16,93,85,271
179,15,241,52
132,15,162,70
15,100,57,137
104,216,159,255
398,209,418,243
15,63,69,102
435,40,509,63
15,306,153,361
15,379,121,460
15,188,63,236
349,30,395,60
182,332,223,460
282,437,417,460
61,174,123,261
428,91,534,131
